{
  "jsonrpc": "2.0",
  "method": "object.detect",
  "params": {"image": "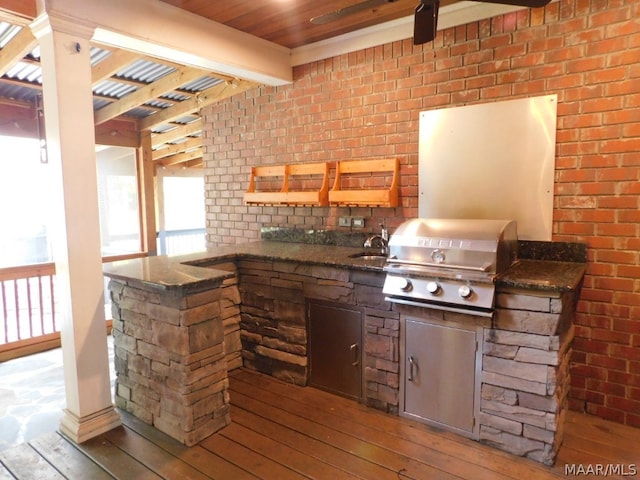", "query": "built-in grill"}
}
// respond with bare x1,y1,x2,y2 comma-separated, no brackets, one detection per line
383,218,518,317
